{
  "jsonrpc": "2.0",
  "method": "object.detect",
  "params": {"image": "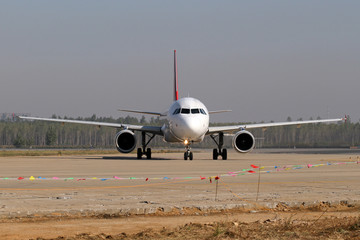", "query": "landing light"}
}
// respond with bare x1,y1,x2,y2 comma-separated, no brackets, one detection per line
184,140,189,145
